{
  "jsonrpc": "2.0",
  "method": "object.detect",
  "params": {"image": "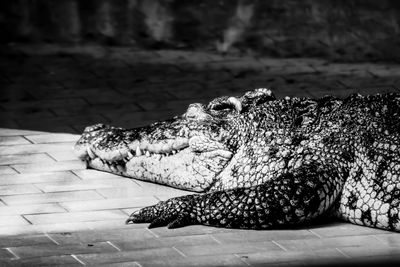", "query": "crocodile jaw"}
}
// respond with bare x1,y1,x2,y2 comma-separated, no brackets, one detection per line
85,147,199,188
76,134,232,191
76,136,191,175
